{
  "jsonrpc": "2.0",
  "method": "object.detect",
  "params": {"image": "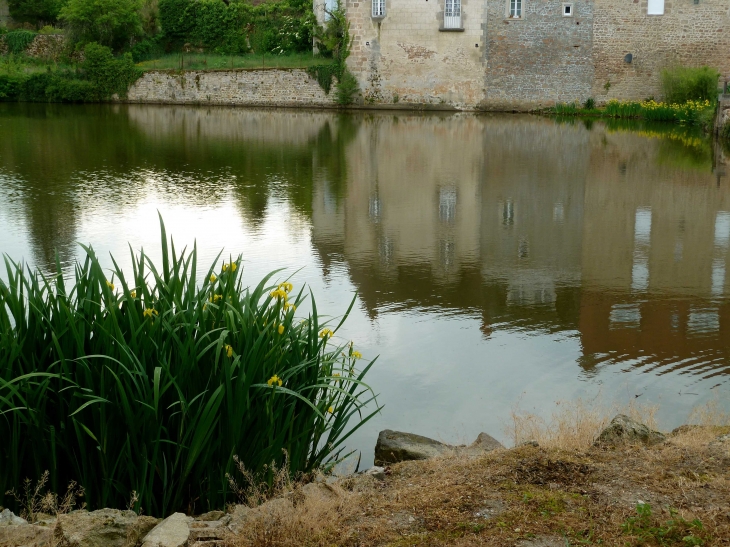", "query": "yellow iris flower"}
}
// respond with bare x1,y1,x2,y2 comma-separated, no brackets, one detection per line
267,375,283,387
